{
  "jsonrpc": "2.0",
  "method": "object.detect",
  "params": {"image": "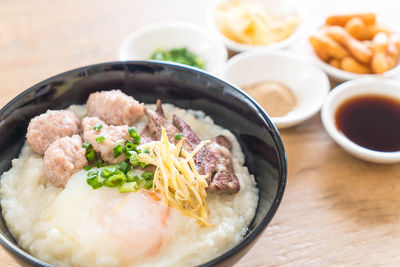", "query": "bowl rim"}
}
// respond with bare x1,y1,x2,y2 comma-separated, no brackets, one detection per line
205,0,308,53
321,77,400,163
220,49,330,129
0,60,287,266
117,21,228,74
